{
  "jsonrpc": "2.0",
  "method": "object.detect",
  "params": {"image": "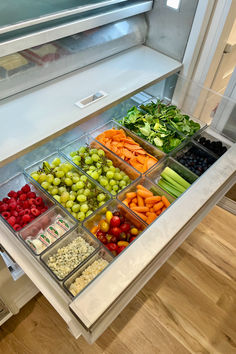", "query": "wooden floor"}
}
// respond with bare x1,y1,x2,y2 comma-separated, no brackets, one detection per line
0,206,236,354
